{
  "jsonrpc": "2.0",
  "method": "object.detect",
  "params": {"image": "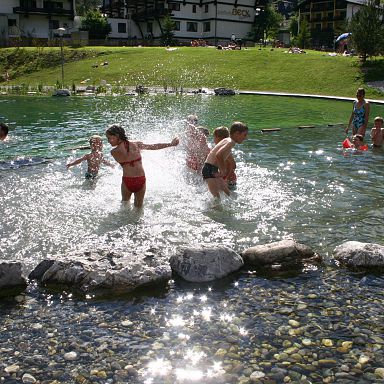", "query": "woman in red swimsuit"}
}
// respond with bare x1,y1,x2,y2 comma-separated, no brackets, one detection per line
105,125,179,208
